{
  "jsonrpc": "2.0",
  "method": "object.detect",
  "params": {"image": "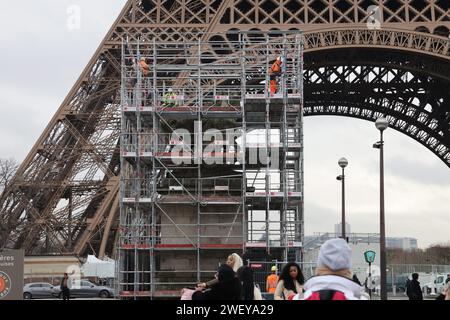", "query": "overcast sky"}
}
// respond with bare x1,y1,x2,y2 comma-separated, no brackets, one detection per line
0,1,449,249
